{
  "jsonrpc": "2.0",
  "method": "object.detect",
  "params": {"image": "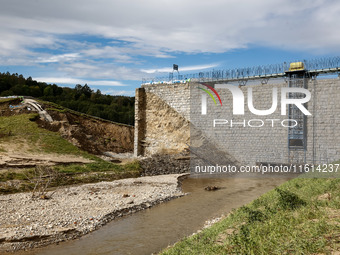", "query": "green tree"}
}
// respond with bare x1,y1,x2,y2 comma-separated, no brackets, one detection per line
43,86,54,97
